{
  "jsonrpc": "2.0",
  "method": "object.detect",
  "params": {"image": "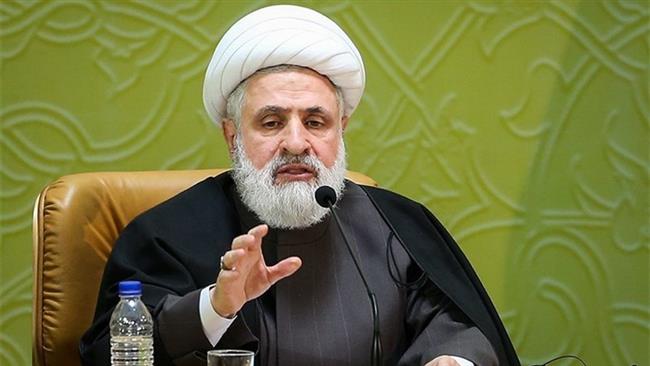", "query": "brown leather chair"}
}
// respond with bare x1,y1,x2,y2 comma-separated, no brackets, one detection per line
32,169,377,366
